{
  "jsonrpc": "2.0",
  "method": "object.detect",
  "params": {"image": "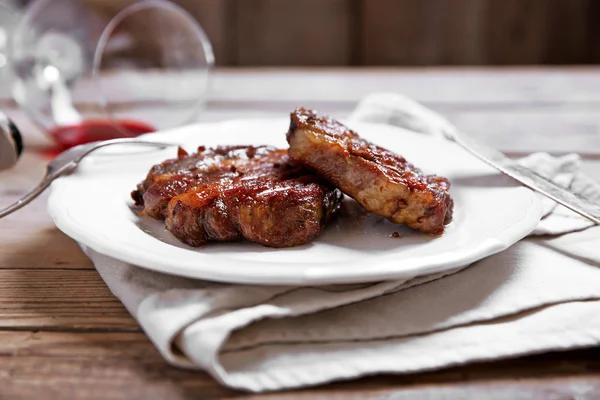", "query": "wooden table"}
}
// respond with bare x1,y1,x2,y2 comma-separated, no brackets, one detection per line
1,68,600,399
